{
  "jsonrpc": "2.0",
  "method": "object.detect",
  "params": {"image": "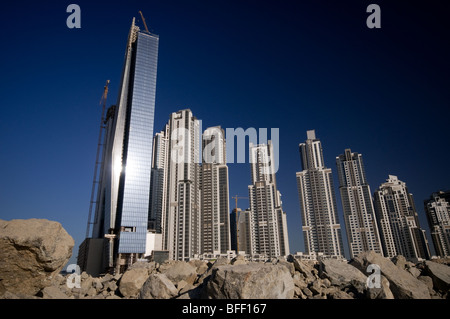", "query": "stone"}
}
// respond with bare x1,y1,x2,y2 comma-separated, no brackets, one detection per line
197,257,229,285
423,261,450,293
139,274,178,299
287,255,317,283
231,255,247,265
319,258,367,294
301,287,313,297
418,275,434,294
119,267,150,298
0,218,74,296
293,272,308,289
204,263,294,299
188,260,209,276
309,280,322,295
365,275,394,299
40,285,70,299
407,266,421,278
351,251,430,299
277,260,295,276
327,290,354,299
163,261,197,285
392,255,407,270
